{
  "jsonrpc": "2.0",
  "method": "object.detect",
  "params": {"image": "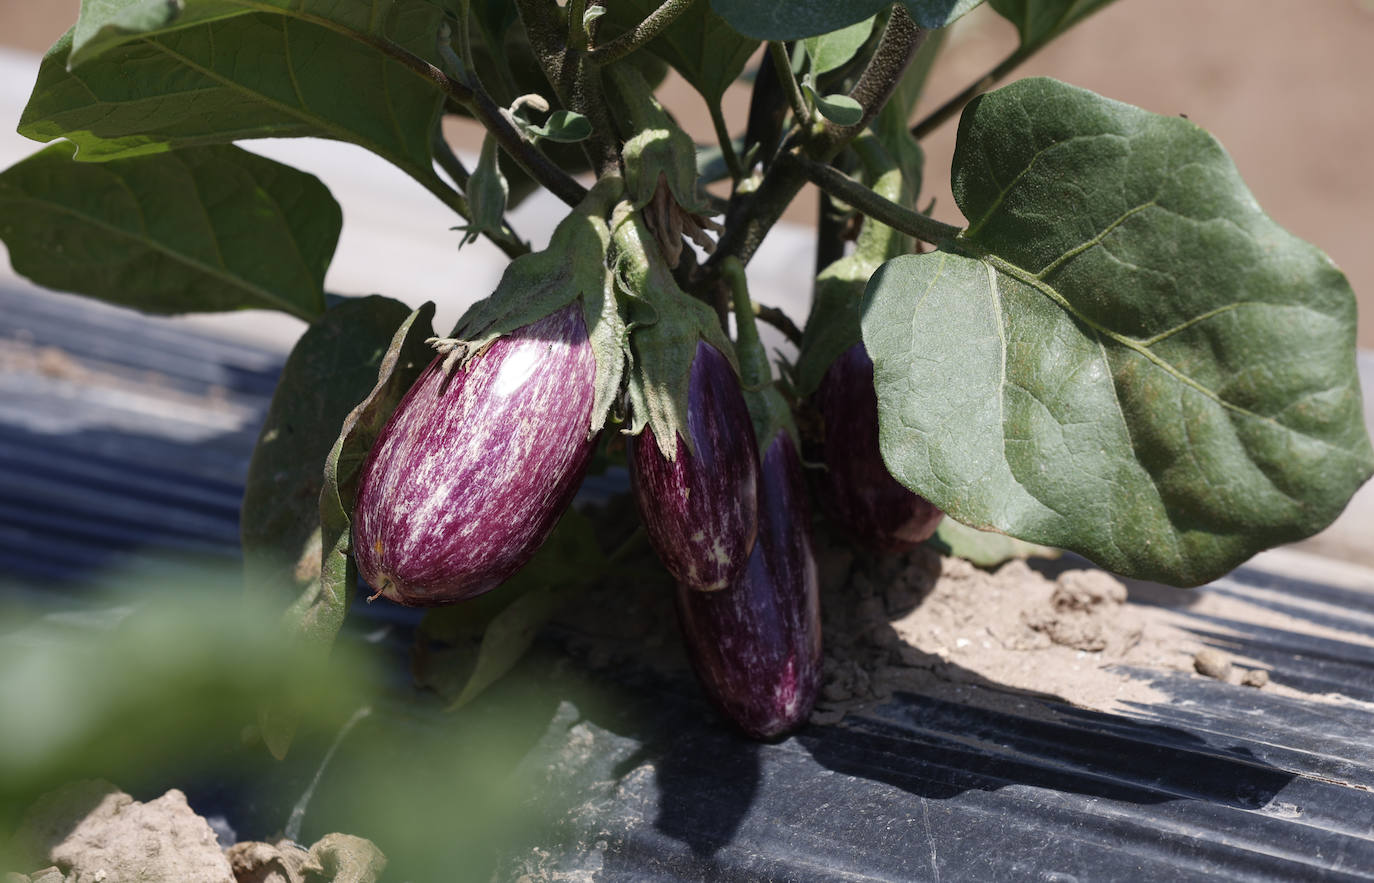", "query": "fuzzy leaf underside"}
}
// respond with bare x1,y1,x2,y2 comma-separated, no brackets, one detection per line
21,8,445,194
257,301,436,758
603,0,758,103
862,77,1374,587
0,142,335,320
615,210,737,459
710,0,984,41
